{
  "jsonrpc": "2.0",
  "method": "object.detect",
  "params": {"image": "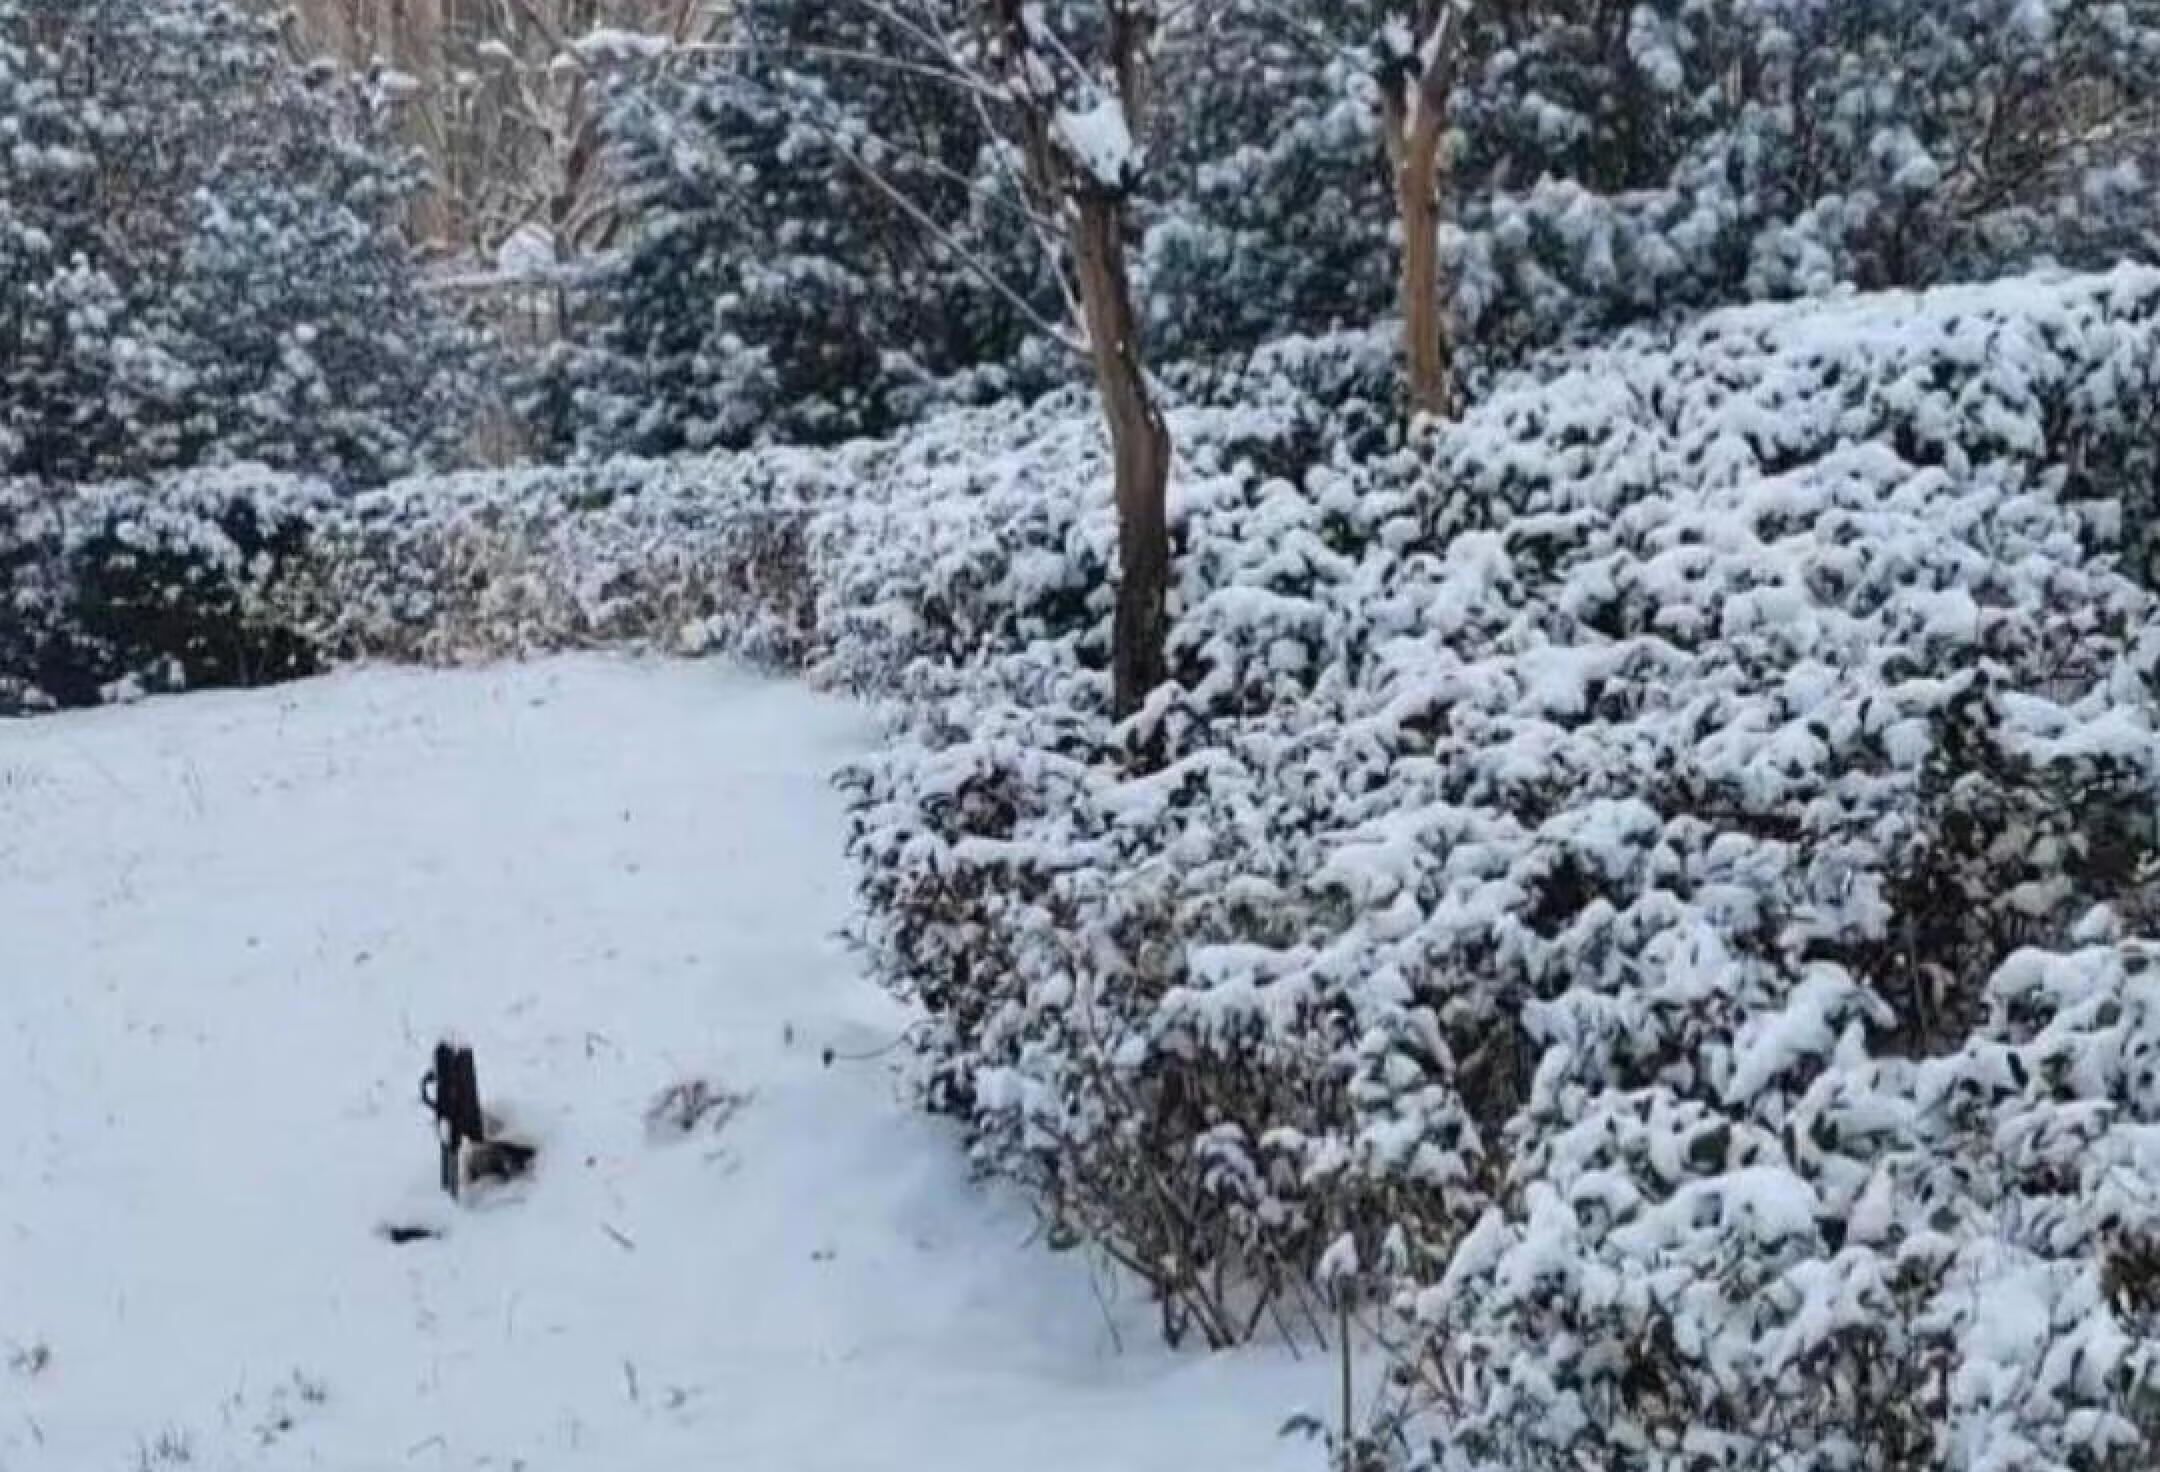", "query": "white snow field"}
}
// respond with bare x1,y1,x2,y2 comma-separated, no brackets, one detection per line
0,657,1312,1471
